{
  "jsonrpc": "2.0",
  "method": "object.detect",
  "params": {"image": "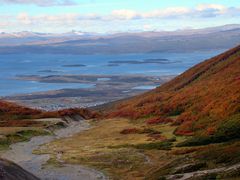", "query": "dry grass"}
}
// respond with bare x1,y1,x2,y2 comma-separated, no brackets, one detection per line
36,118,180,179
0,118,63,151
0,127,40,135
